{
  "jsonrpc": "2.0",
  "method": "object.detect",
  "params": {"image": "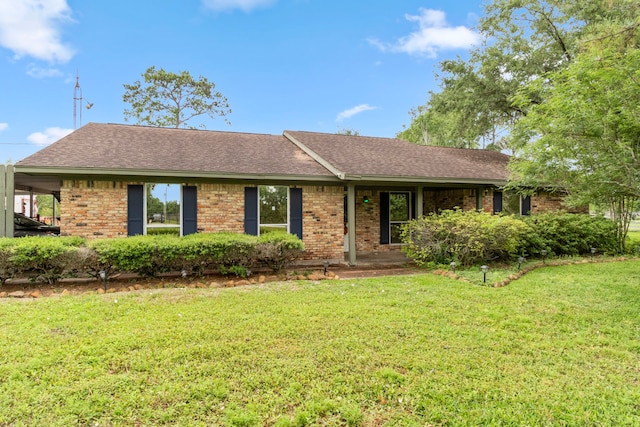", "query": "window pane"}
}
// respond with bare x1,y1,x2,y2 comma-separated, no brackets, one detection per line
260,186,287,226
390,193,409,221
502,191,520,215
390,224,404,244
147,184,180,235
